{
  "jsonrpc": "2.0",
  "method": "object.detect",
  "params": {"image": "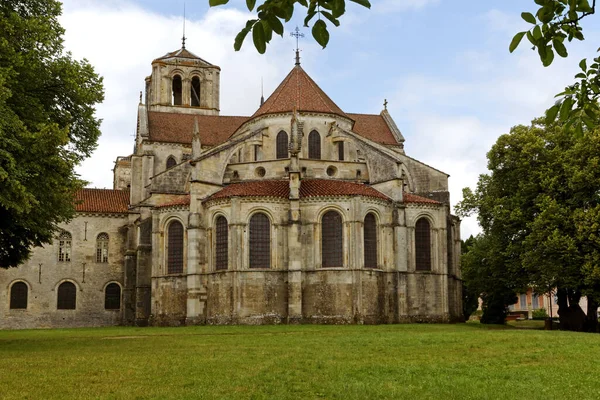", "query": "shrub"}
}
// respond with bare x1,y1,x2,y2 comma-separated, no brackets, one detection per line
532,308,549,320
